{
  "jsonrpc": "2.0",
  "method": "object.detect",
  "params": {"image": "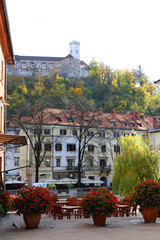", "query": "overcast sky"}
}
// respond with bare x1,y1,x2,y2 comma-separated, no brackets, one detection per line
6,0,160,82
